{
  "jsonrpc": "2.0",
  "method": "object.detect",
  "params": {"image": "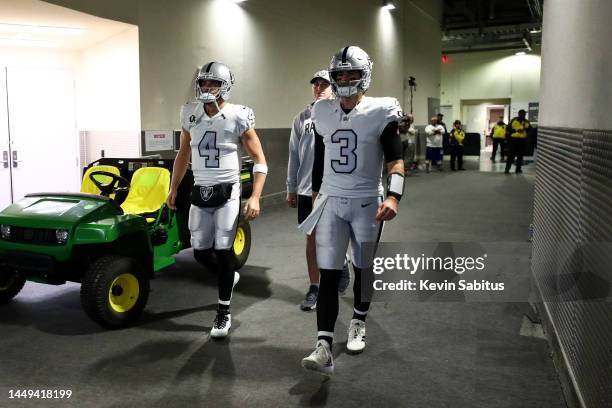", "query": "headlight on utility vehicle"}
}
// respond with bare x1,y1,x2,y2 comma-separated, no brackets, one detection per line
0,224,10,239
55,229,69,244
